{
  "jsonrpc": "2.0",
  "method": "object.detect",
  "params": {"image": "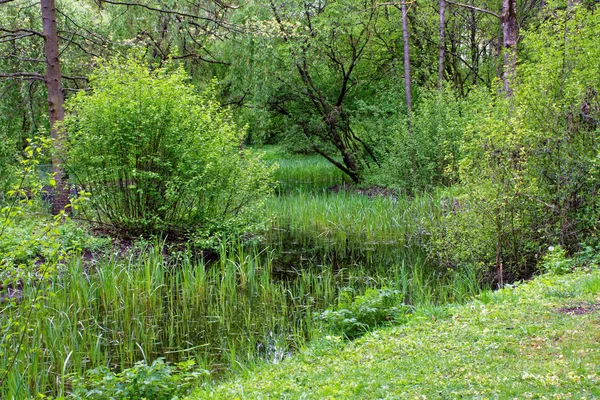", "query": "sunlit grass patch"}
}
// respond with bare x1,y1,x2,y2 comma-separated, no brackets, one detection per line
258,145,350,194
